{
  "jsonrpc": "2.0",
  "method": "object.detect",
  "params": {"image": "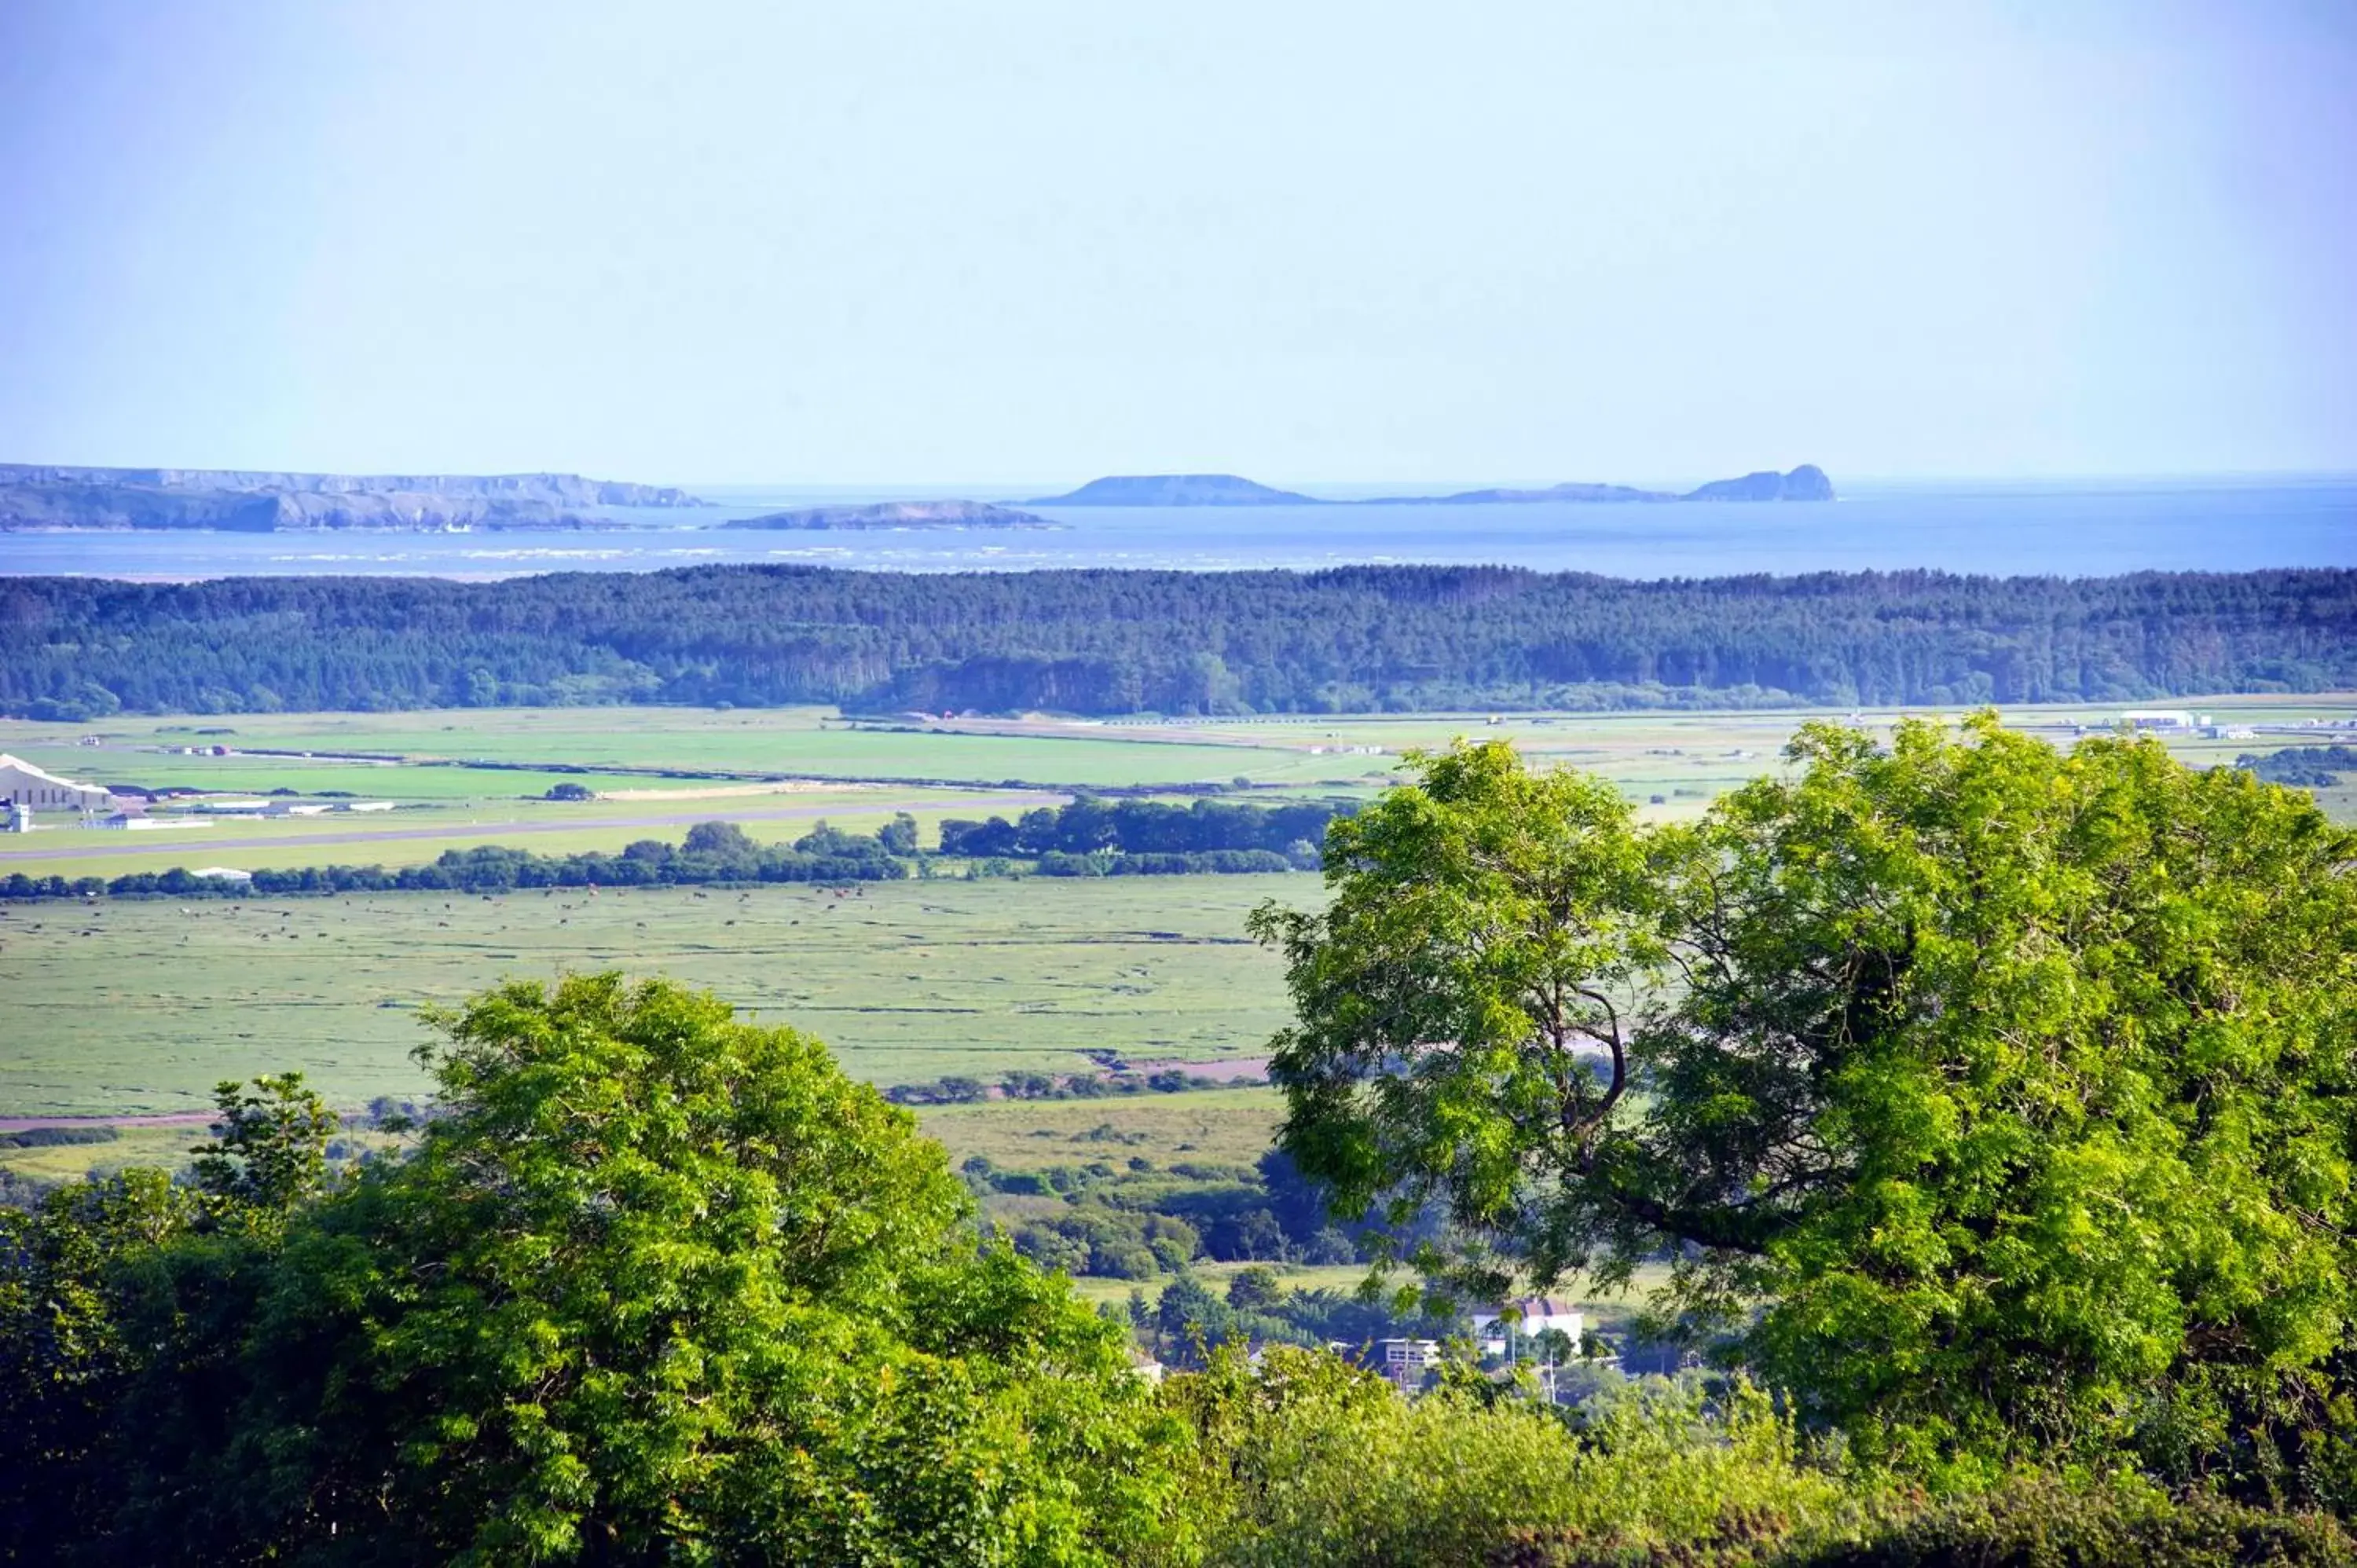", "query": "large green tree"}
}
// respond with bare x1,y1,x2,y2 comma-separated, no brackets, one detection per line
3,976,1183,1566
1253,720,2357,1475
0,1072,334,1558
